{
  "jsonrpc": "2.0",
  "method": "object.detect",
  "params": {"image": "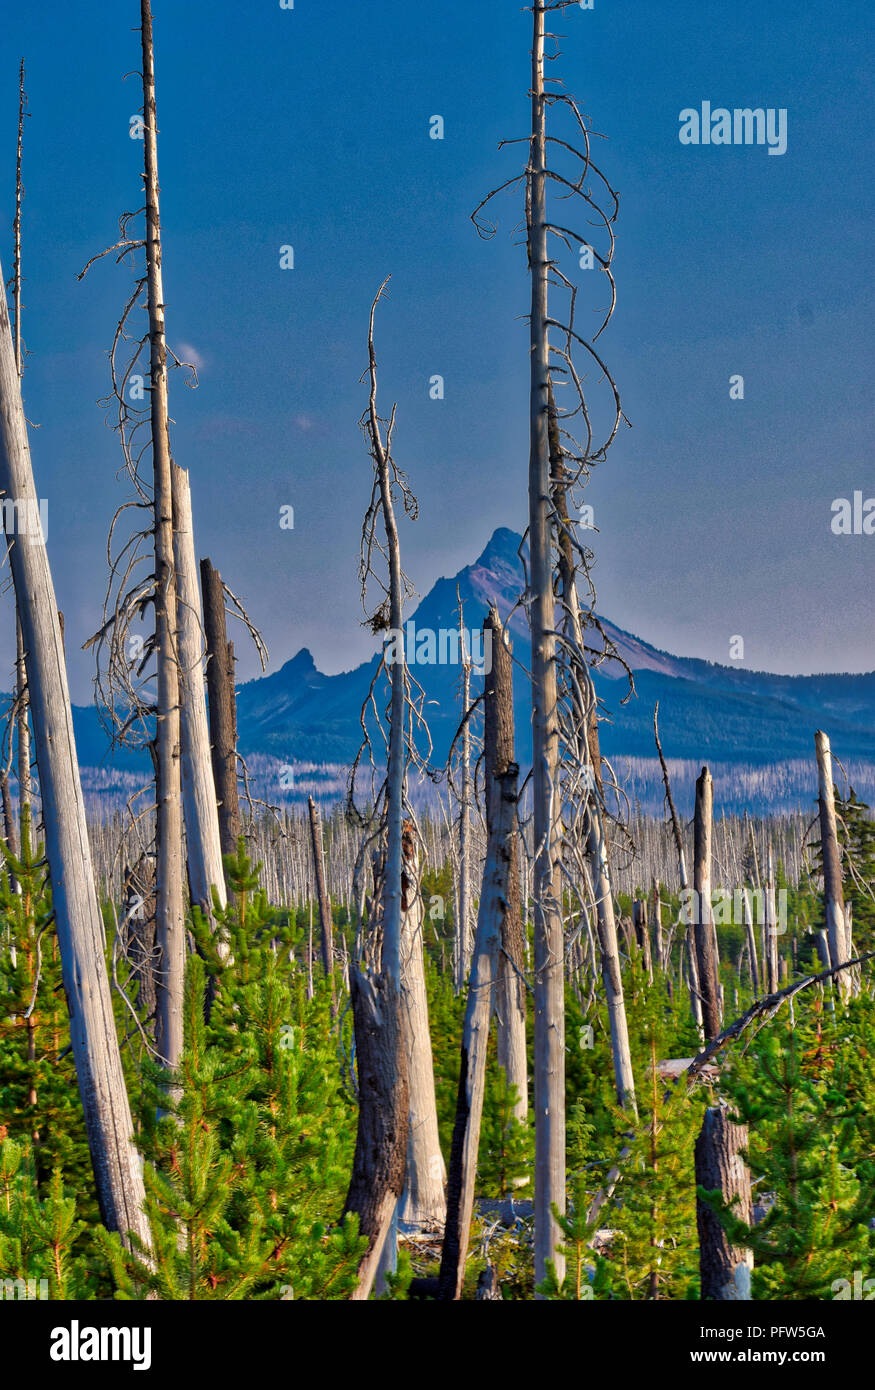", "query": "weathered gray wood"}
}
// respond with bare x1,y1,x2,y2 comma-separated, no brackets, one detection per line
633,898,653,983
528,11,566,1281
0,252,149,1246
815,730,851,1000
695,1105,753,1300
200,558,240,863
171,464,227,929
343,285,409,1299
439,764,518,1299
484,606,527,1125
398,821,446,1229
693,767,722,1040
307,796,335,1012
343,970,408,1301
142,0,185,1071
